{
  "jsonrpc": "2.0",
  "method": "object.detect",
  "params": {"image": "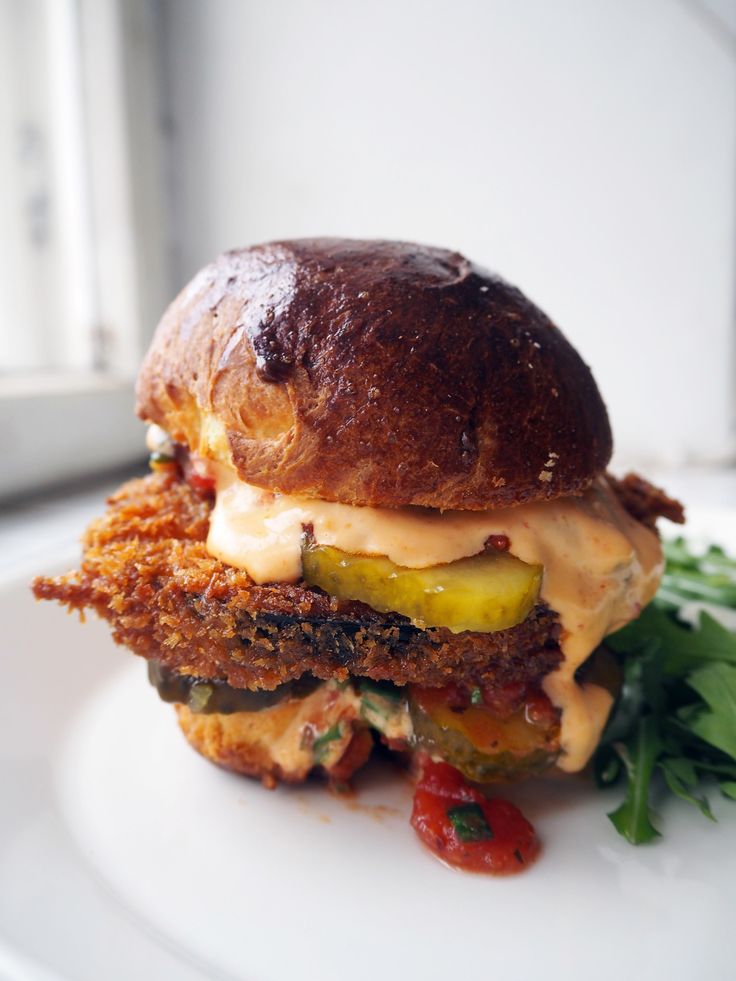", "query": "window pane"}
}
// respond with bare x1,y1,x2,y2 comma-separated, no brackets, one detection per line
0,0,98,378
